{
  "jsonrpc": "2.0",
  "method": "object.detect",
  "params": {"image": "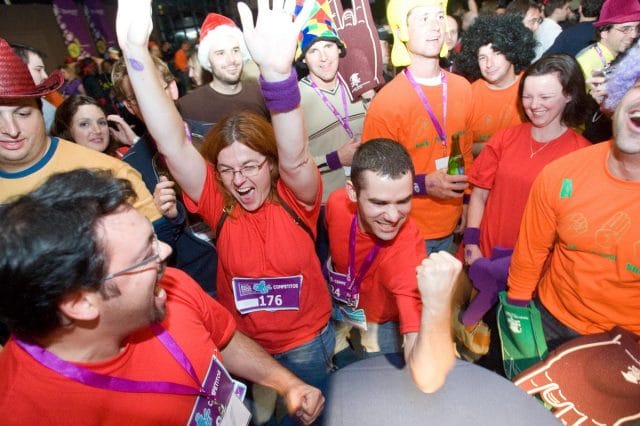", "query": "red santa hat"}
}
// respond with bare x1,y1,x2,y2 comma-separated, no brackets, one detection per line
197,13,250,72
